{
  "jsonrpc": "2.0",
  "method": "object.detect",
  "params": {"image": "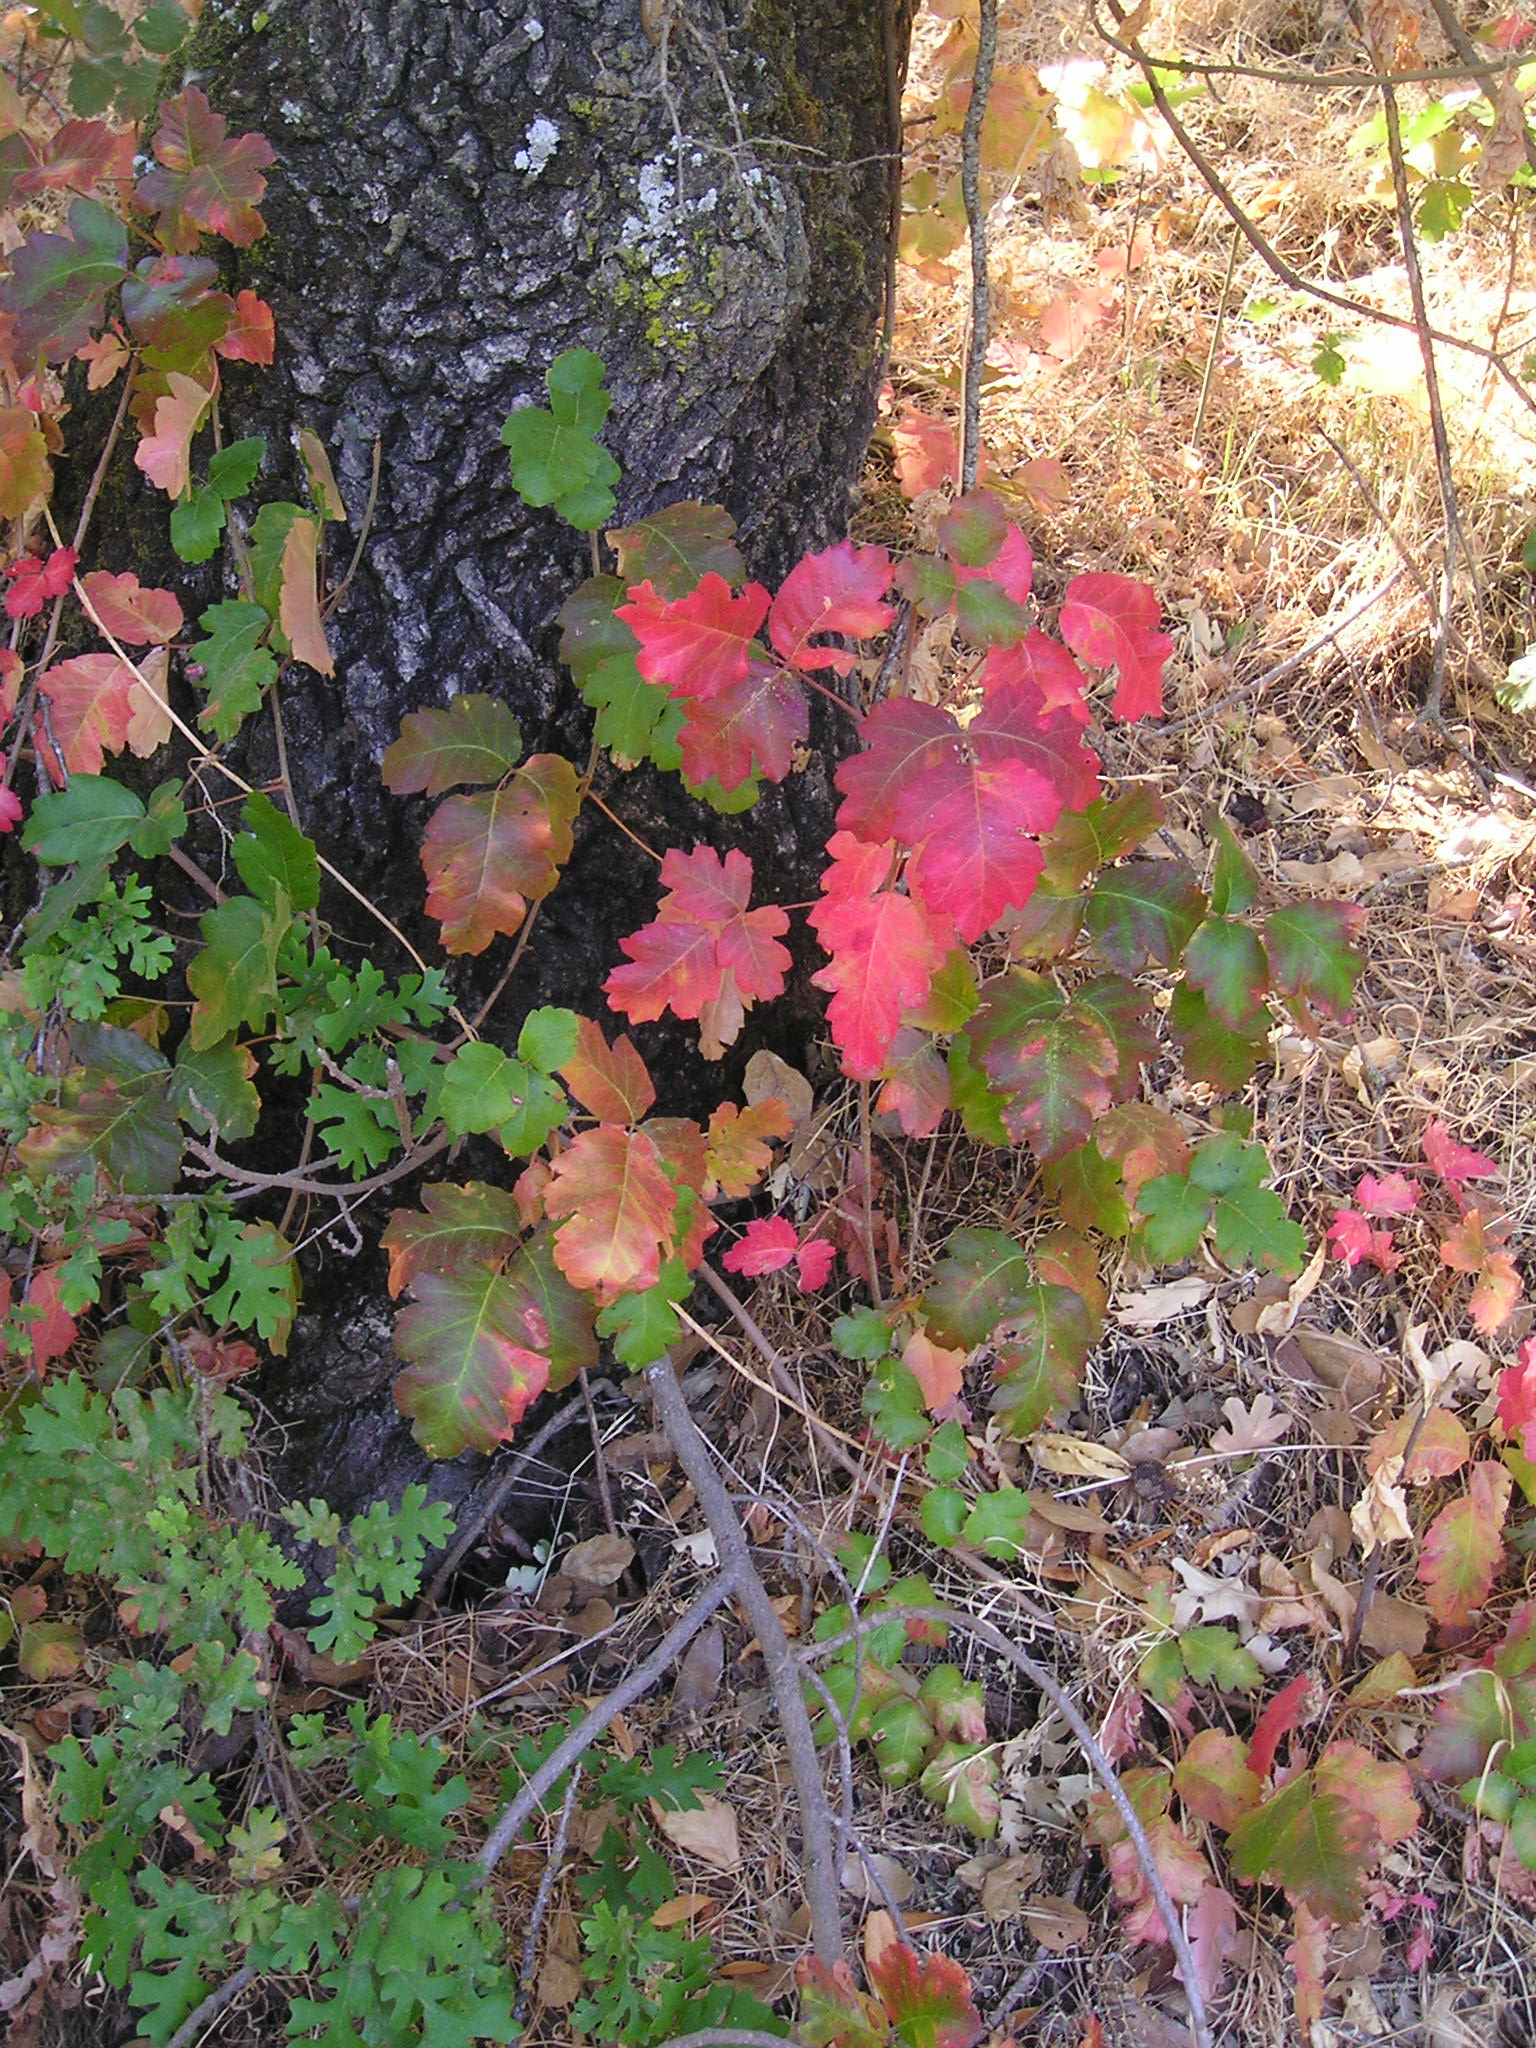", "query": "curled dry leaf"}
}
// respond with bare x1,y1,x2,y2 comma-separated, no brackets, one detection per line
1351,1458,1414,1555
